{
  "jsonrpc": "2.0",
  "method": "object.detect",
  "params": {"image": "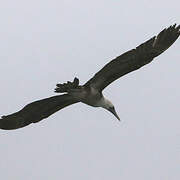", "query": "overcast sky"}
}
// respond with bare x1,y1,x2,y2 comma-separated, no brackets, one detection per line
0,0,180,179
